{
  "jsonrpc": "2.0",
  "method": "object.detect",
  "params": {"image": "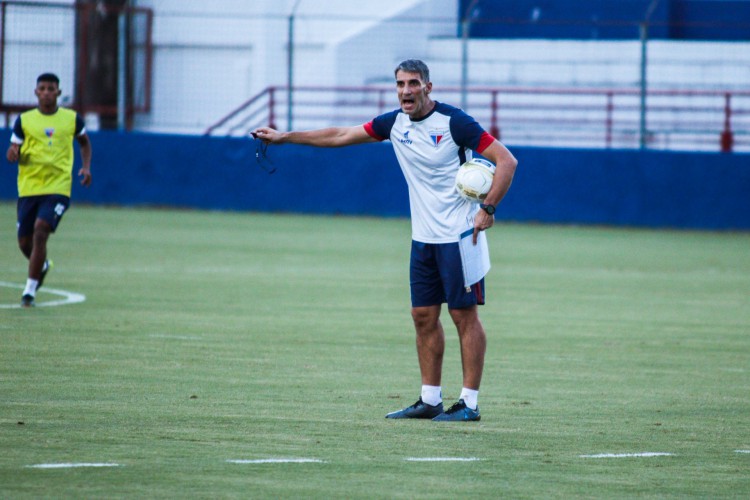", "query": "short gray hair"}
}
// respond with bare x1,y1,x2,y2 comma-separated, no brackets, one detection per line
394,59,430,83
